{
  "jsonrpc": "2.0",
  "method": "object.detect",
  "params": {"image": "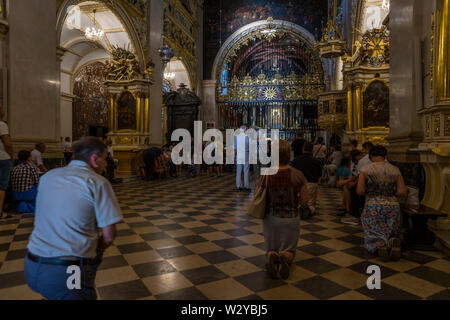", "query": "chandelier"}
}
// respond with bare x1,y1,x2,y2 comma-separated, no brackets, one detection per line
164,62,175,80
164,71,175,80
381,0,390,11
85,9,104,41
